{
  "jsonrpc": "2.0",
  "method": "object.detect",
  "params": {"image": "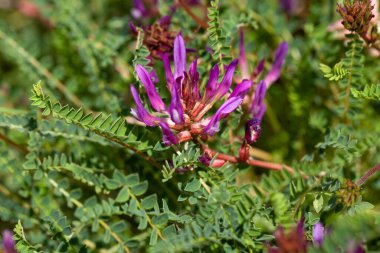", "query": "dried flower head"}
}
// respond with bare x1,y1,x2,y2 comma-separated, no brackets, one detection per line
130,16,177,58
337,0,375,35
337,179,361,207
